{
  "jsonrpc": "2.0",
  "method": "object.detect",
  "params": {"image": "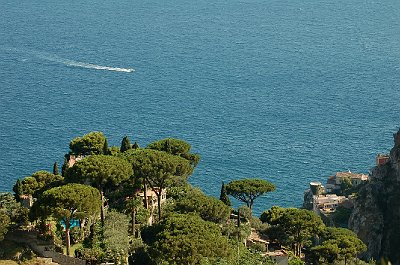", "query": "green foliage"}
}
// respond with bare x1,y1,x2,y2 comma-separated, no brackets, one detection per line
53,162,59,175
260,206,286,224
34,183,101,255
249,217,269,235
75,246,105,264
340,177,353,196
132,141,140,149
66,155,132,225
0,211,10,241
238,205,252,222
164,182,194,201
226,179,275,210
265,208,324,257
219,182,231,206
103,138,109,155
174,188,231,223
221,221,251,241
13,171,63,197
199,244,277,265
0,240,37,263
121,149,193,219
146,138,200,167
37,183,101,221
147,138,191,155
125,196,143,215
69,131,107,155
12,179,23,201
66,155,133,189
249,241,267,253
288,252,305,265
103,211,130,264
237,248,277,265
120,136,132,153
331,206,352,228
310,227,367,264
125,196,148,236
145,213,233,265
0,193,28,225
109,146,121,156
123,148,193,182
